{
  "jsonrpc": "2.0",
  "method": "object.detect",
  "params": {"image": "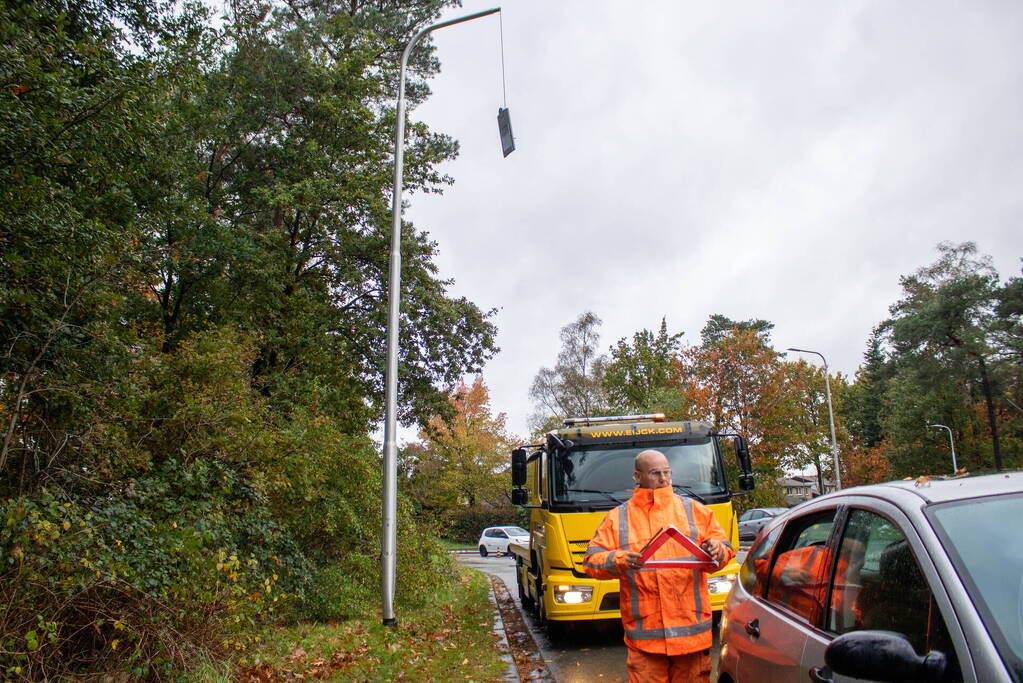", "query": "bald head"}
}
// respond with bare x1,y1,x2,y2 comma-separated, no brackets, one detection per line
634,449,672,489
